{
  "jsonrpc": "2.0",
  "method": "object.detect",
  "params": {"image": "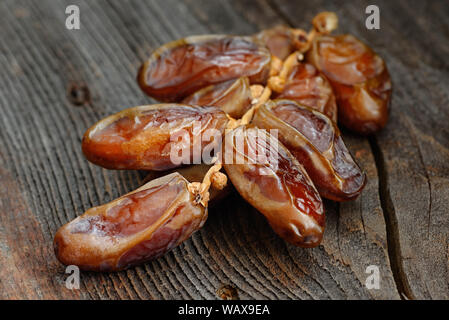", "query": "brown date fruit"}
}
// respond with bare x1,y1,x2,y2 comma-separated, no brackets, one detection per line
82,104,228,171
307,34,392,135
255,25,296,60
182,77,252,119
274,63,338,122
252,100,366,201
223,125,324,247
54,173,206,271
143,164,232,207
138,35,271,102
